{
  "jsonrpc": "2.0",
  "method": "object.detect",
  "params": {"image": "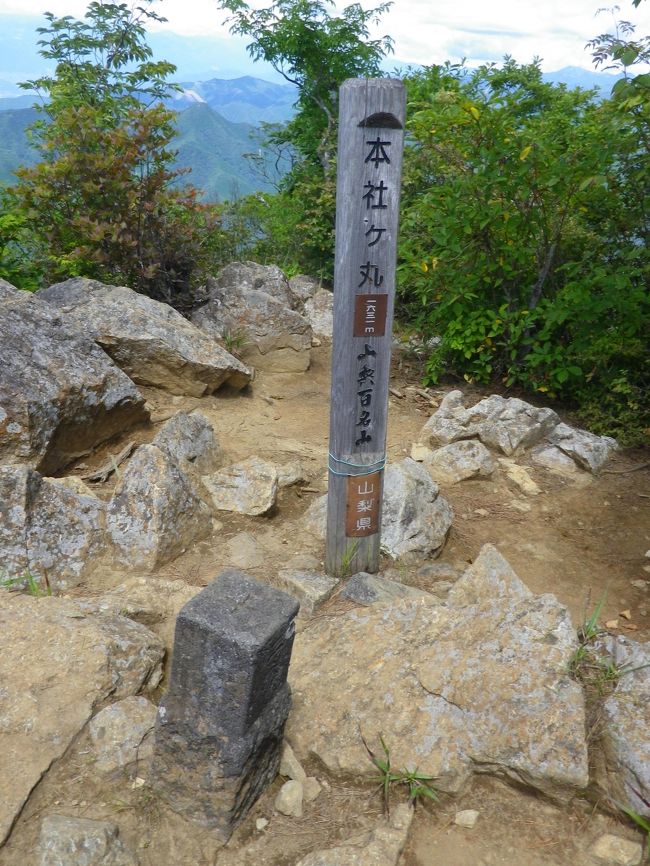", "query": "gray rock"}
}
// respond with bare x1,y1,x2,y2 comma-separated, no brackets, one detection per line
0,466,107,590
0,277,18,298
0,292,148,474
89,696,157,777
547,422,617,473
107,444,213,571
151,411,223,474
287,545,588,801
288,274,320,306
39,277,251,396
274,780,304,817
381,459,453,559
38,814,138,866
423,440,495,484
303,289,333,340
192,282,312,373
0,593,163,844
421,391,559,456
531,444,578,474
454,809,480,829
277,459,307,489
301,460,453,560
597,635,650,817
295,803,413,866
202,456,279,516
211,261,294,307
280,741,307,783
275,568,338,617
339,572,432,606
591,833,643,866
303,777,322,803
